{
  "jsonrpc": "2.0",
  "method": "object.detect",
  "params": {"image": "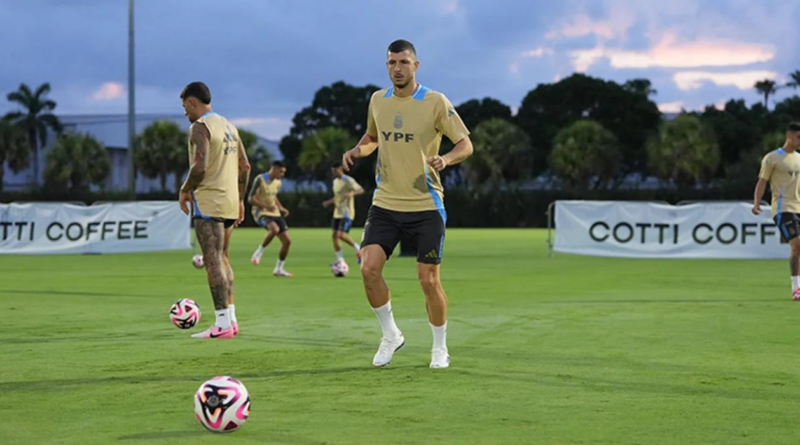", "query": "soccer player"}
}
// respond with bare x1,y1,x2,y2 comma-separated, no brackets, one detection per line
342,40,473,369
178,81,250,339
323,161,365,267
753,121,800,300
249,160,293,277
